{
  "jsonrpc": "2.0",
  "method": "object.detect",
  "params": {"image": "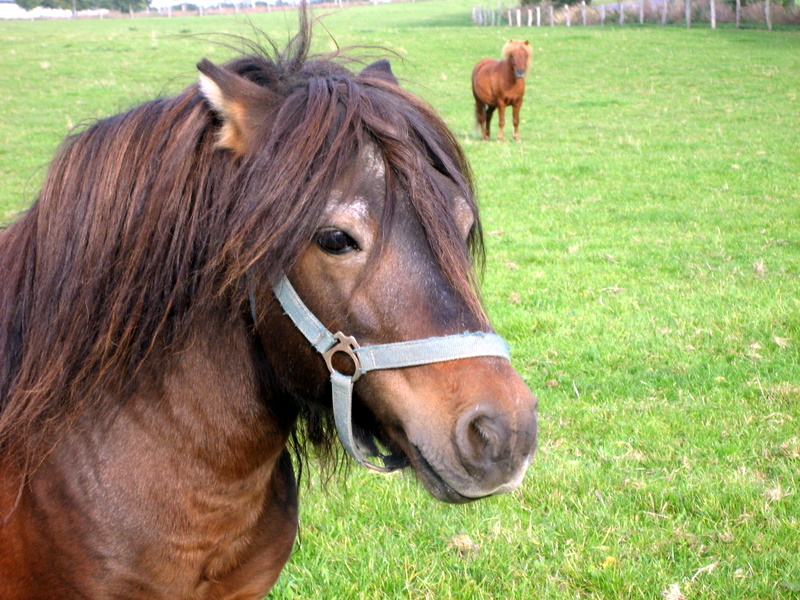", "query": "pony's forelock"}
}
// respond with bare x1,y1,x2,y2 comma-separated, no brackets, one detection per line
501,40,533,74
